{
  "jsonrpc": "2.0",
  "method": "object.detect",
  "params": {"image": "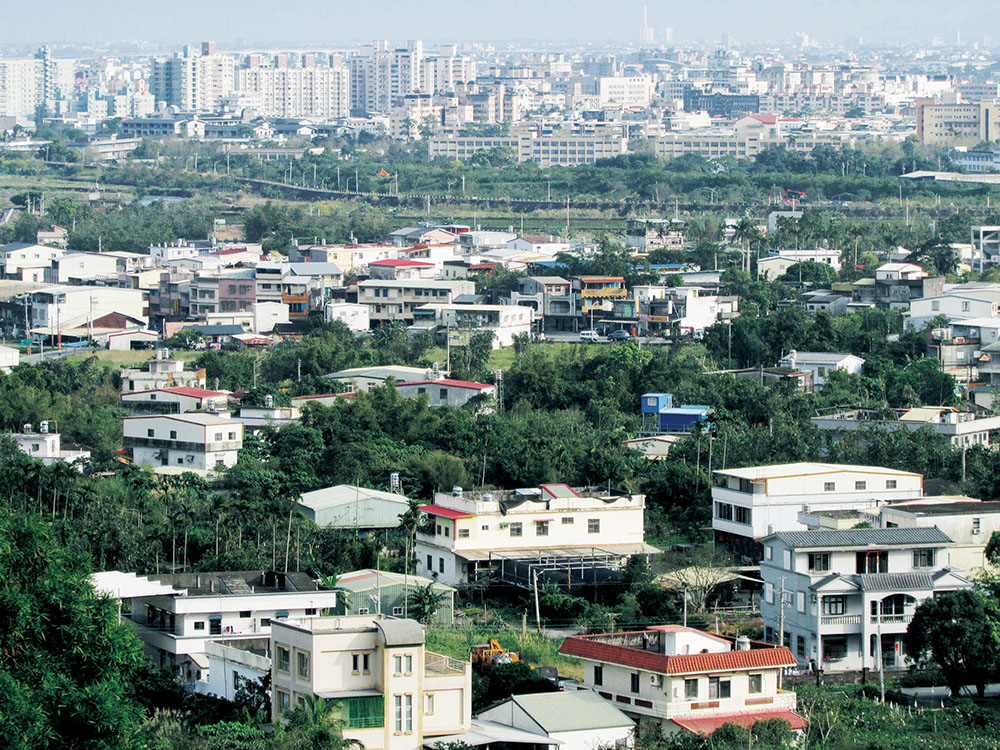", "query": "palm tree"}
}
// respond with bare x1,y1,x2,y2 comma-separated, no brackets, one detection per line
280,695,364,750
397,498,424,574
406,581,446,625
